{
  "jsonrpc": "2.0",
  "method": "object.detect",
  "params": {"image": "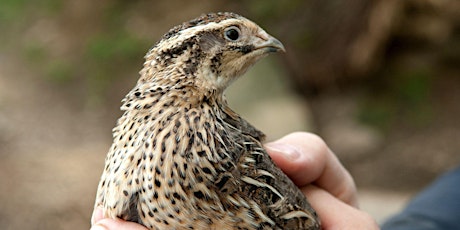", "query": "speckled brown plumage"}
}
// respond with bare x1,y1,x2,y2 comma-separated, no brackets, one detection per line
94,12,320,230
